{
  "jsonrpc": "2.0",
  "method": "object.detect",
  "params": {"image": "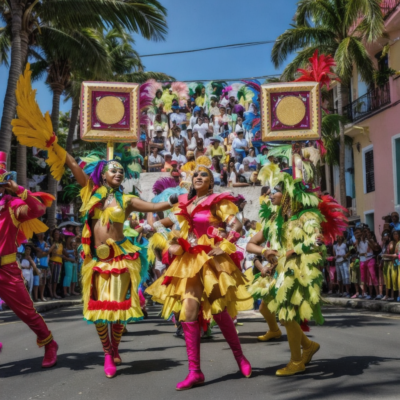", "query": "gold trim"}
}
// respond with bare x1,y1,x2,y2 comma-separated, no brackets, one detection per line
1,253,17,266
80,81,139,143
17,189,28,200
261,81,321,142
